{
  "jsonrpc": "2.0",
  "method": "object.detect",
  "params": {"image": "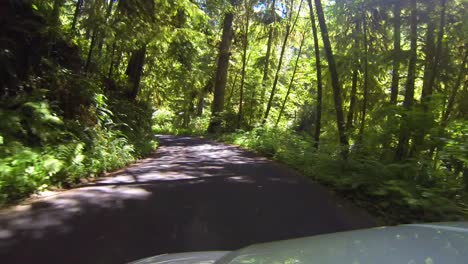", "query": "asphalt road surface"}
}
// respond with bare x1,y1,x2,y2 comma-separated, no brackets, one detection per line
0,135,376,264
